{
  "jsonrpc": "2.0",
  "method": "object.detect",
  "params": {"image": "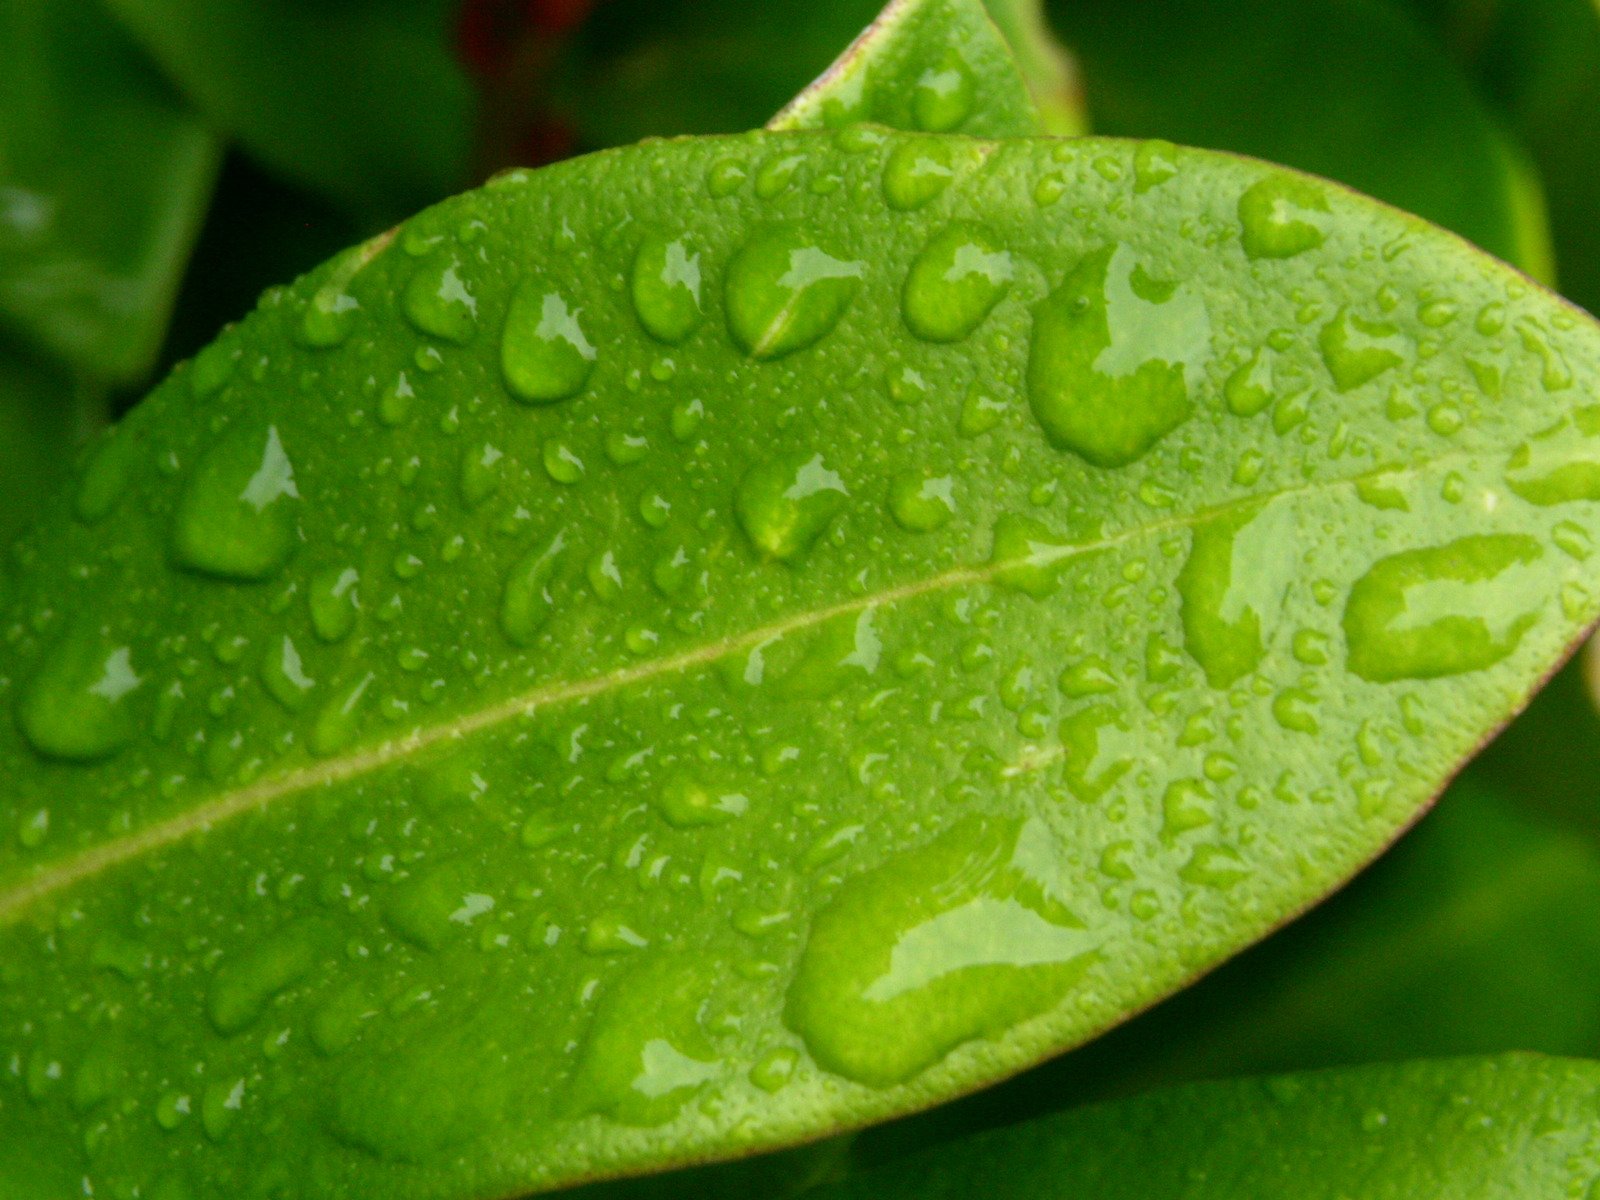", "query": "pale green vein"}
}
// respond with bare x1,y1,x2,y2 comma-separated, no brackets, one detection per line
0,454,1471,925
